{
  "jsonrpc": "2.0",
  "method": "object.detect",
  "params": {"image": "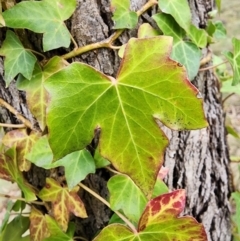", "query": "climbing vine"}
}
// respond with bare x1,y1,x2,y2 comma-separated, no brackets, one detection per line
0,0,238,240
